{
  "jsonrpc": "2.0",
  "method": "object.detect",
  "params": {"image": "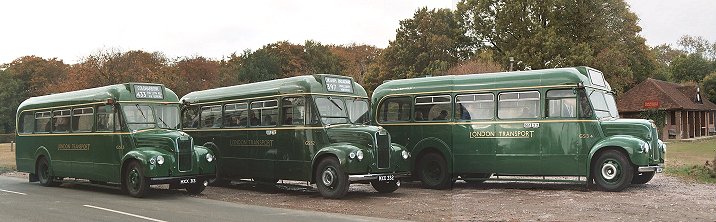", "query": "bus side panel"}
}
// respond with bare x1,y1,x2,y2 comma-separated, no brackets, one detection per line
51,136,73,177
274,128,309,181
452,123,495,175
494,123,541,175
540,122,580,176
14,136,36,173
92,134,124,182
